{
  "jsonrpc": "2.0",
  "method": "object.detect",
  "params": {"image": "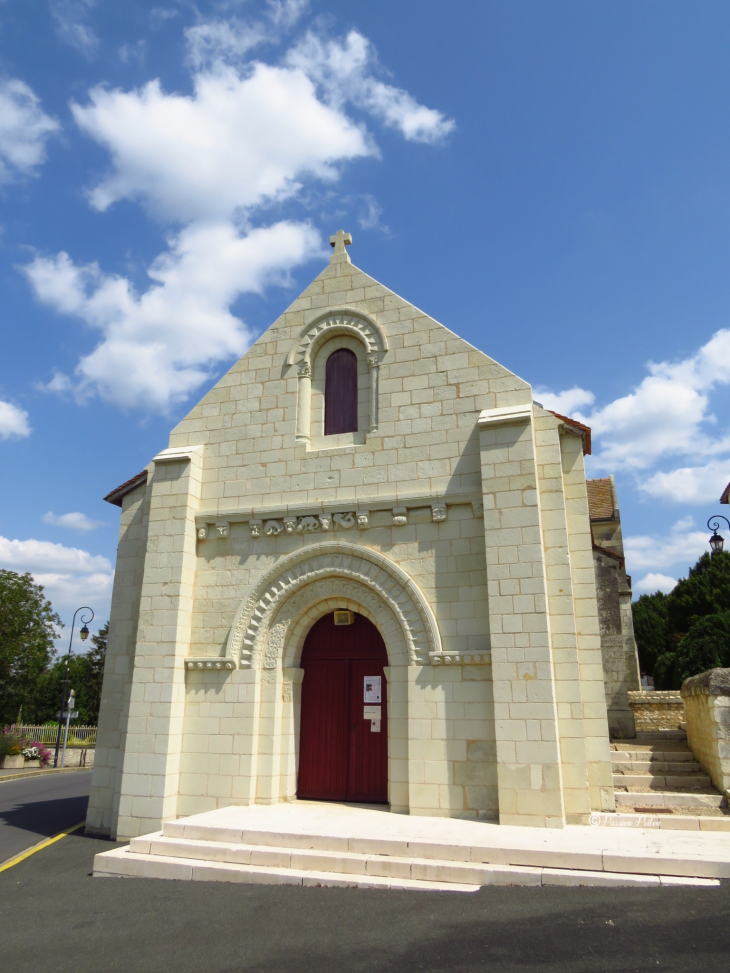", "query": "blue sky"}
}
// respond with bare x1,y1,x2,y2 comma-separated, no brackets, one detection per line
2,0,730,646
